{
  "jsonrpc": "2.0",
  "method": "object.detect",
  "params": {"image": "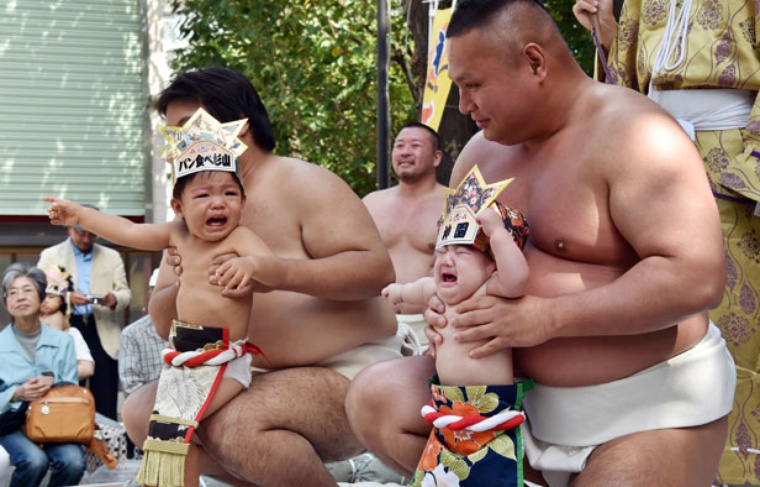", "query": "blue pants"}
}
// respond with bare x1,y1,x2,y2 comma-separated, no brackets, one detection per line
0,431,85,487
